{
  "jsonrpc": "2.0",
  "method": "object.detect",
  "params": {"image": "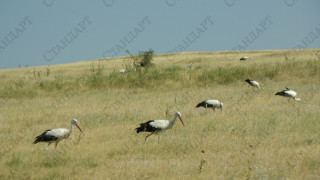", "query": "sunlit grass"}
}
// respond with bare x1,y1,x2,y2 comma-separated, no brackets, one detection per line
0,49,319,179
